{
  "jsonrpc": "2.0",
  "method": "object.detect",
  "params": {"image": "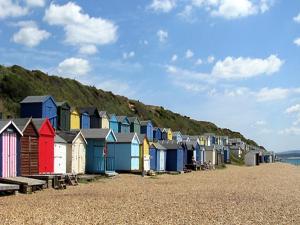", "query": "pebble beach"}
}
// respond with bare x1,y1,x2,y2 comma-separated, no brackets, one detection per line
1,163,300,225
